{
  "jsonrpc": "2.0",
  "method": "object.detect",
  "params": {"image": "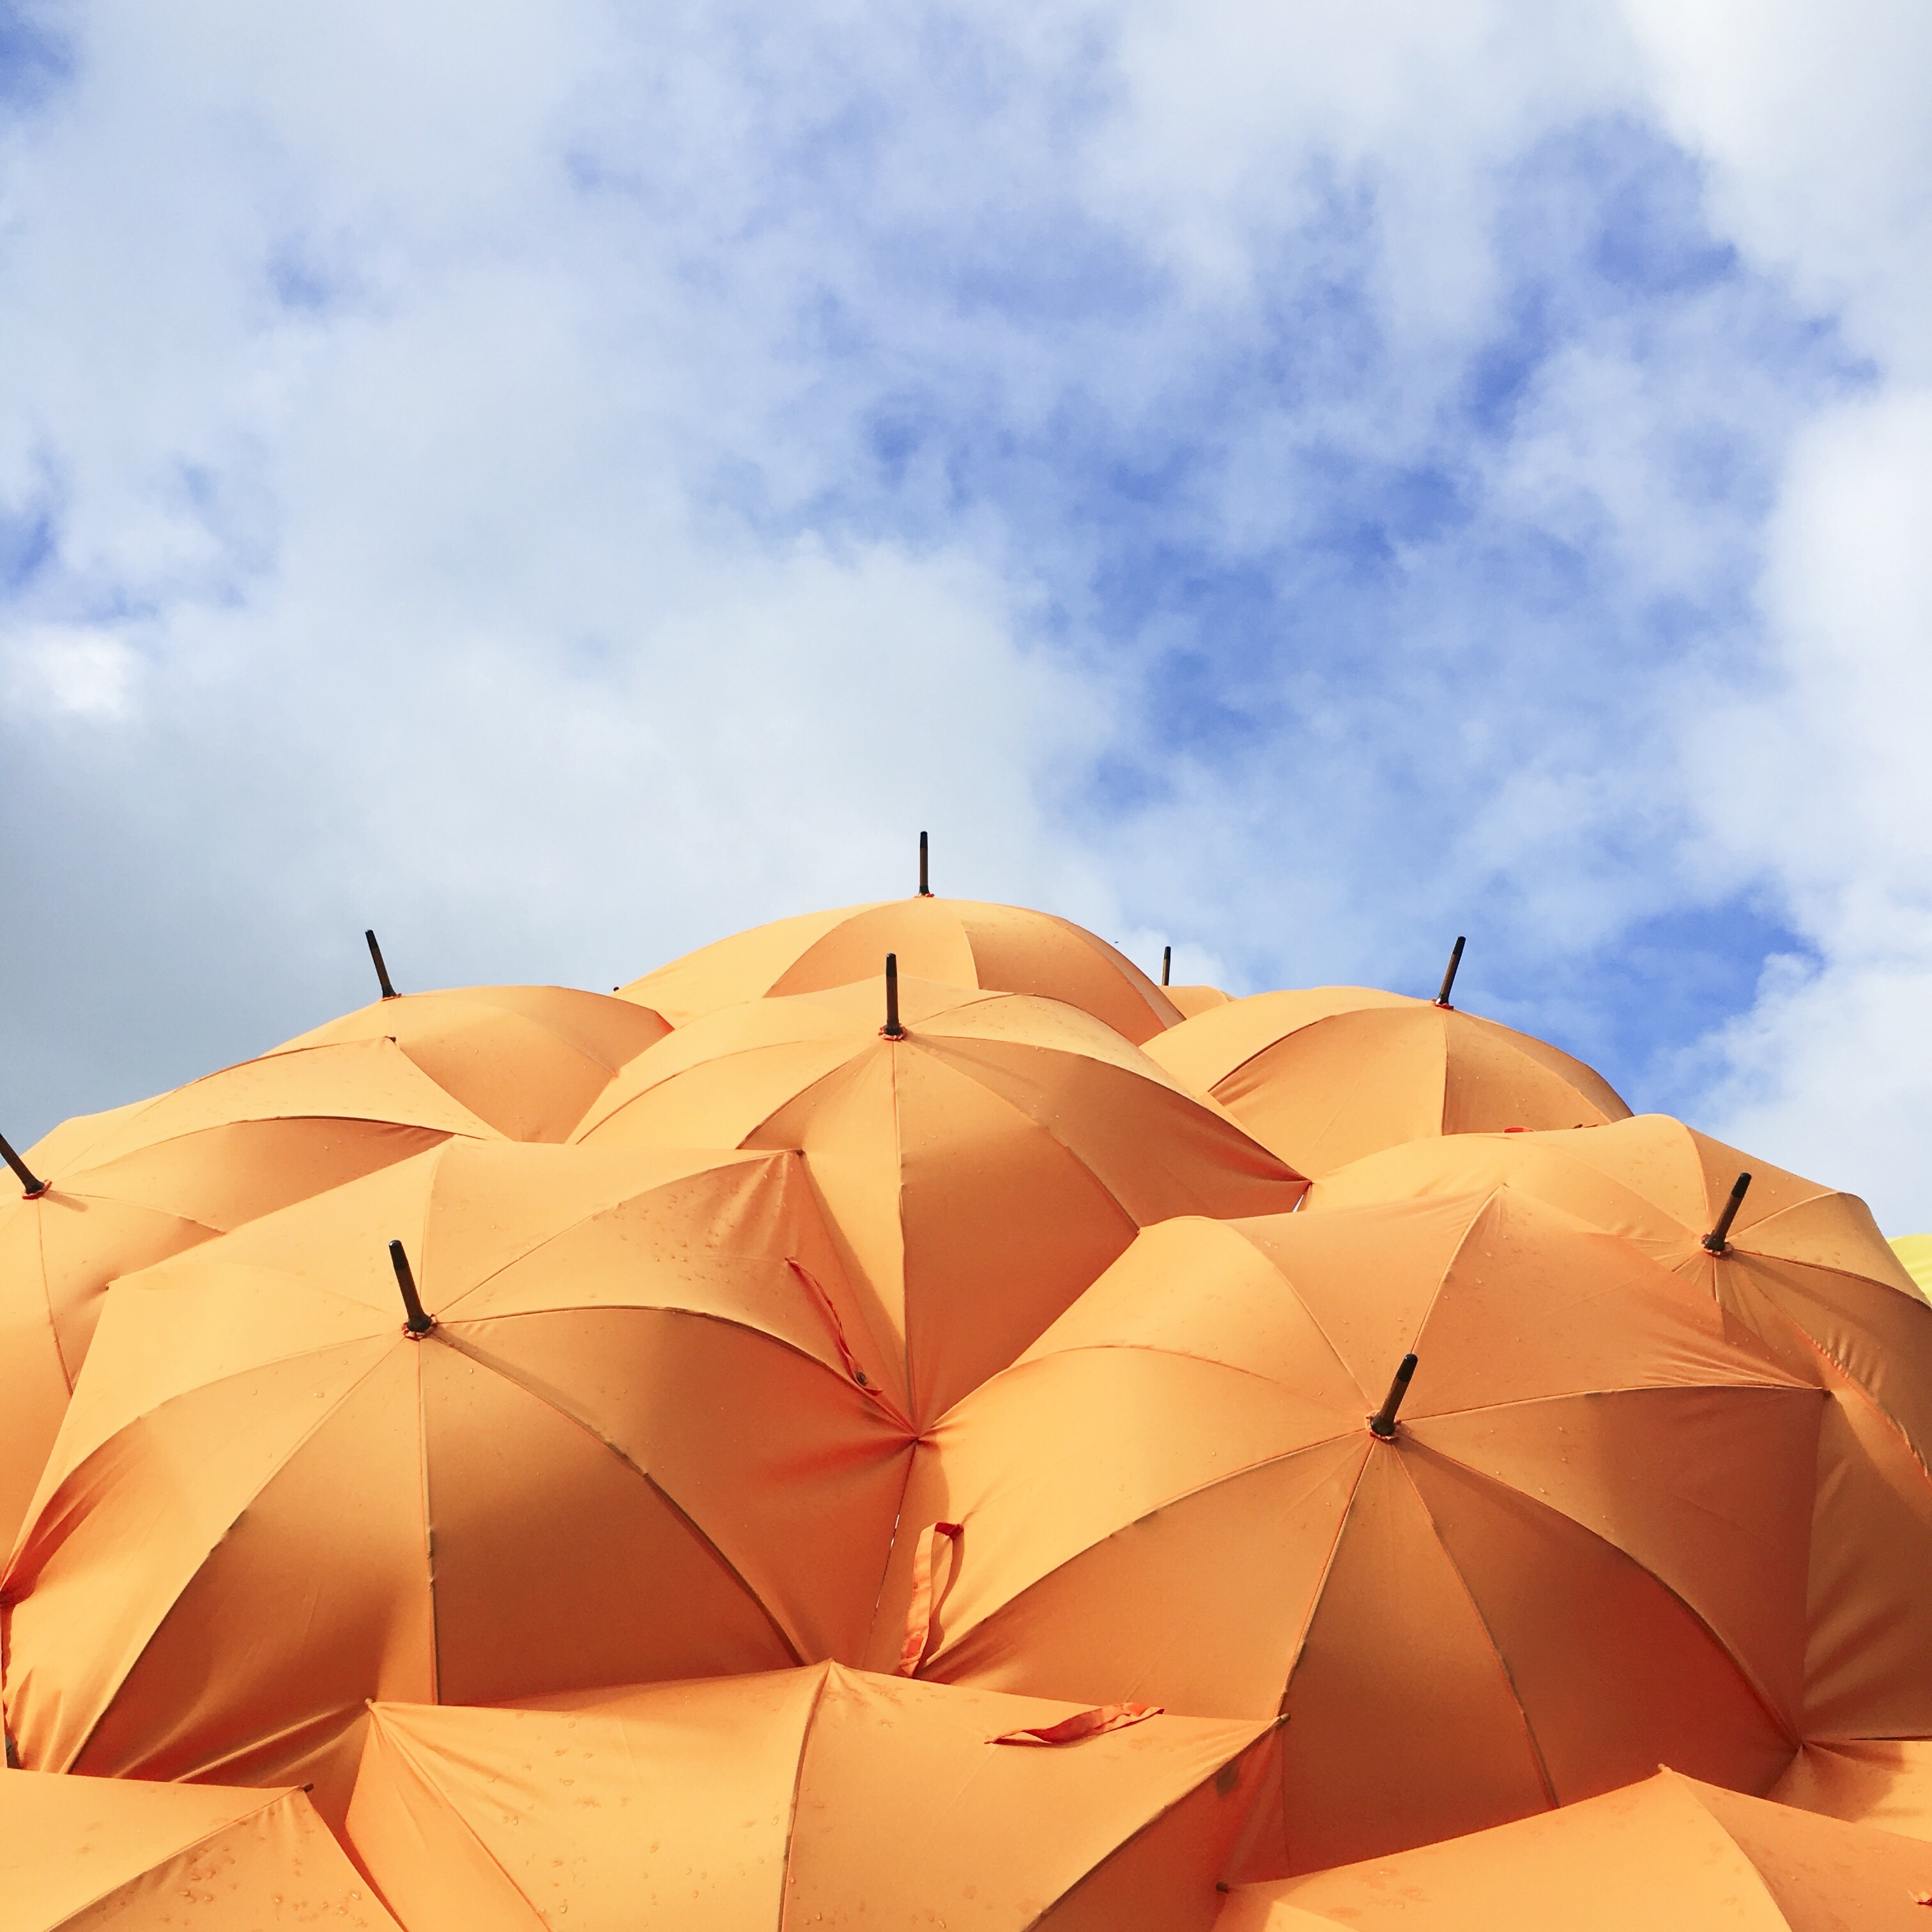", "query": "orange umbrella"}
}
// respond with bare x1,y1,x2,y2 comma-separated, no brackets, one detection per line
1143,986,1629,1174
344,1664,1273,1932
864,1193,1820,1873
0,1767,399,1932
1220,1768,1932,1931
1308,1116,1932,1736
0,1040,498,1552
3,1140,908,1820
618,896,1183,1041
572,970,1303,1423
273,983,670,1140
1775,1736,1932,1841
